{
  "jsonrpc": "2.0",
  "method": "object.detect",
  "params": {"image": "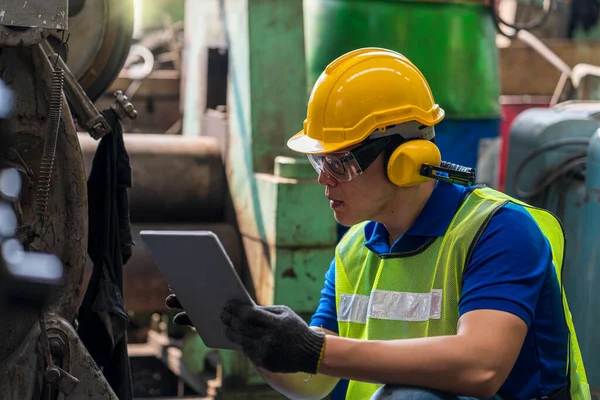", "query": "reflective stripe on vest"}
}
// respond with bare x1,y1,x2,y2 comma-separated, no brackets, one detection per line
334,187,589,400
